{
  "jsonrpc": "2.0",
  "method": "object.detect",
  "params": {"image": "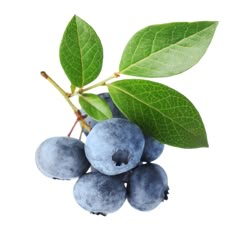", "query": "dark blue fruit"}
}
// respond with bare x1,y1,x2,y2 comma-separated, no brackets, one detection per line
35,137,90,180
141,135,164,162
73,172,126,215
127,163,169,211
82,92,125,134
85,118,145,175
